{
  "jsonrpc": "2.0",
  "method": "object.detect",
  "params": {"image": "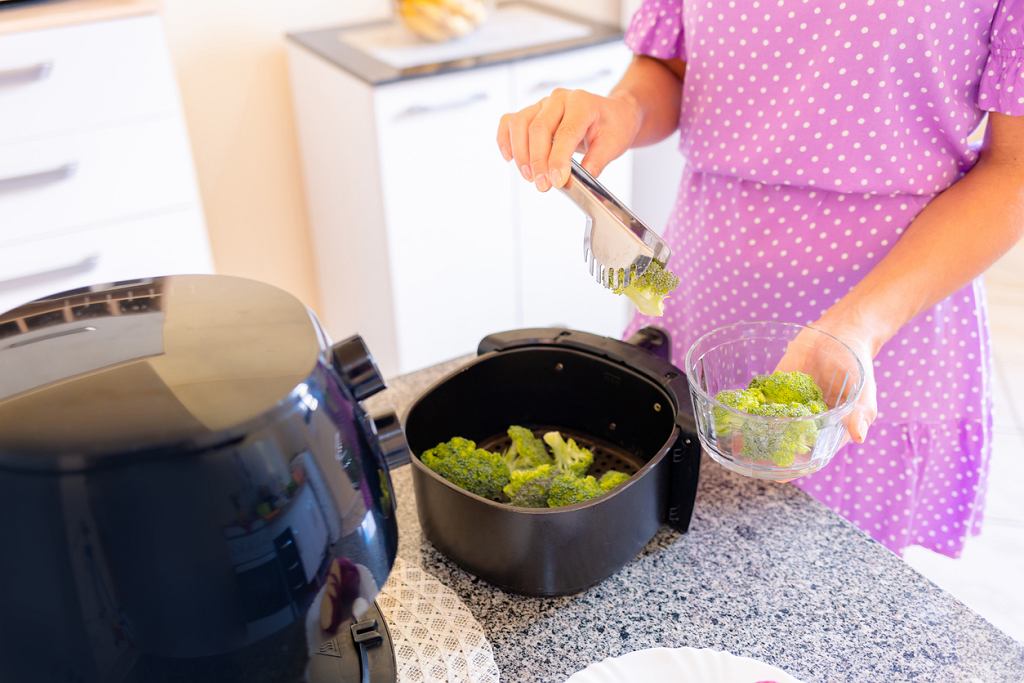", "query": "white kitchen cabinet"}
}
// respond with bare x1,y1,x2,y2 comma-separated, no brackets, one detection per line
288,6,632,377
0,12,212,315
